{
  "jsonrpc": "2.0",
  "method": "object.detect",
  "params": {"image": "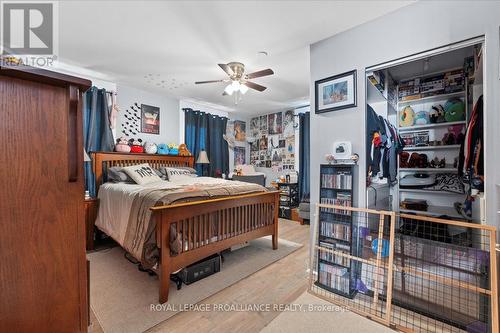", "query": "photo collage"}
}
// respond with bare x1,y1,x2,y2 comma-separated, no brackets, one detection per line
249,110,295,173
